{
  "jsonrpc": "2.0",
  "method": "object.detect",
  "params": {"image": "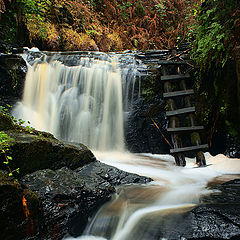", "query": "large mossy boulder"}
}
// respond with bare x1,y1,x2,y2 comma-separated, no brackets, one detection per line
0,112,95,176
1,131,95,176
0,170,41,240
